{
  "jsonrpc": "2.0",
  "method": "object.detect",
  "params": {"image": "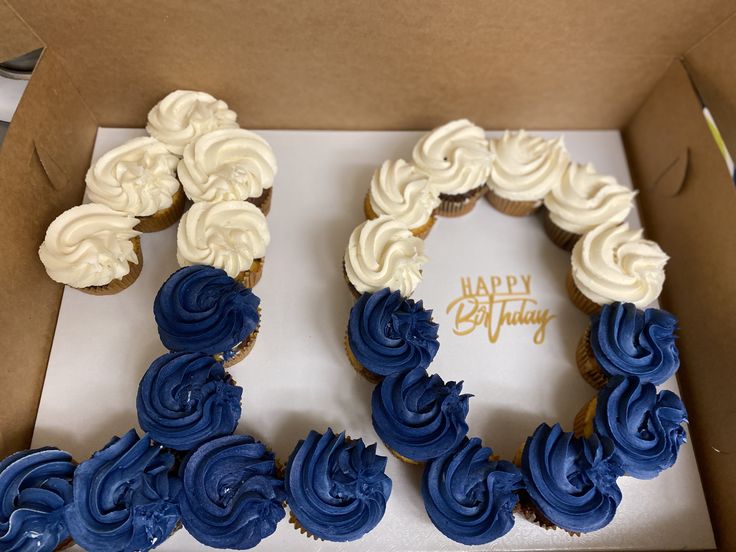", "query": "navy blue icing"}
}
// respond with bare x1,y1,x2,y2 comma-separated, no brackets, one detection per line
0,447,75,552
371,368,471,462
348,288,439,377
154,265,260,358
137,352,243,451
594,376,688,479
178,435,285,550
285,428,392,542
64,429,180,552
521,423,623,533
422,437,523,545
591,302,679,385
